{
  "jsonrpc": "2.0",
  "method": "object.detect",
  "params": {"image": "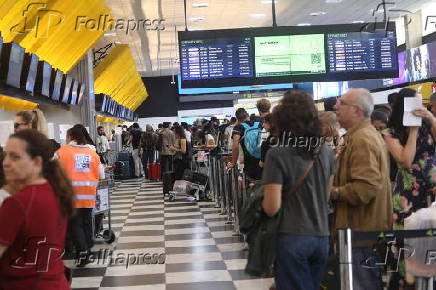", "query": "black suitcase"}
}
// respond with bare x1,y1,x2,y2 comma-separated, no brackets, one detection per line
114,160,131,180
183,169,208,185
117,151,130,161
